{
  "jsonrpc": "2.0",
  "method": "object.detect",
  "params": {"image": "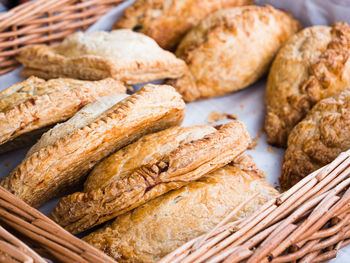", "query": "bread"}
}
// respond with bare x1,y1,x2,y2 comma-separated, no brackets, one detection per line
168,5,301,101
0,84,185,207
265,22,350,147
113,0,253,50
0,76,126,153
16,30,186,84
51,121,250,234
83,155,279,263
280,89,350,190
